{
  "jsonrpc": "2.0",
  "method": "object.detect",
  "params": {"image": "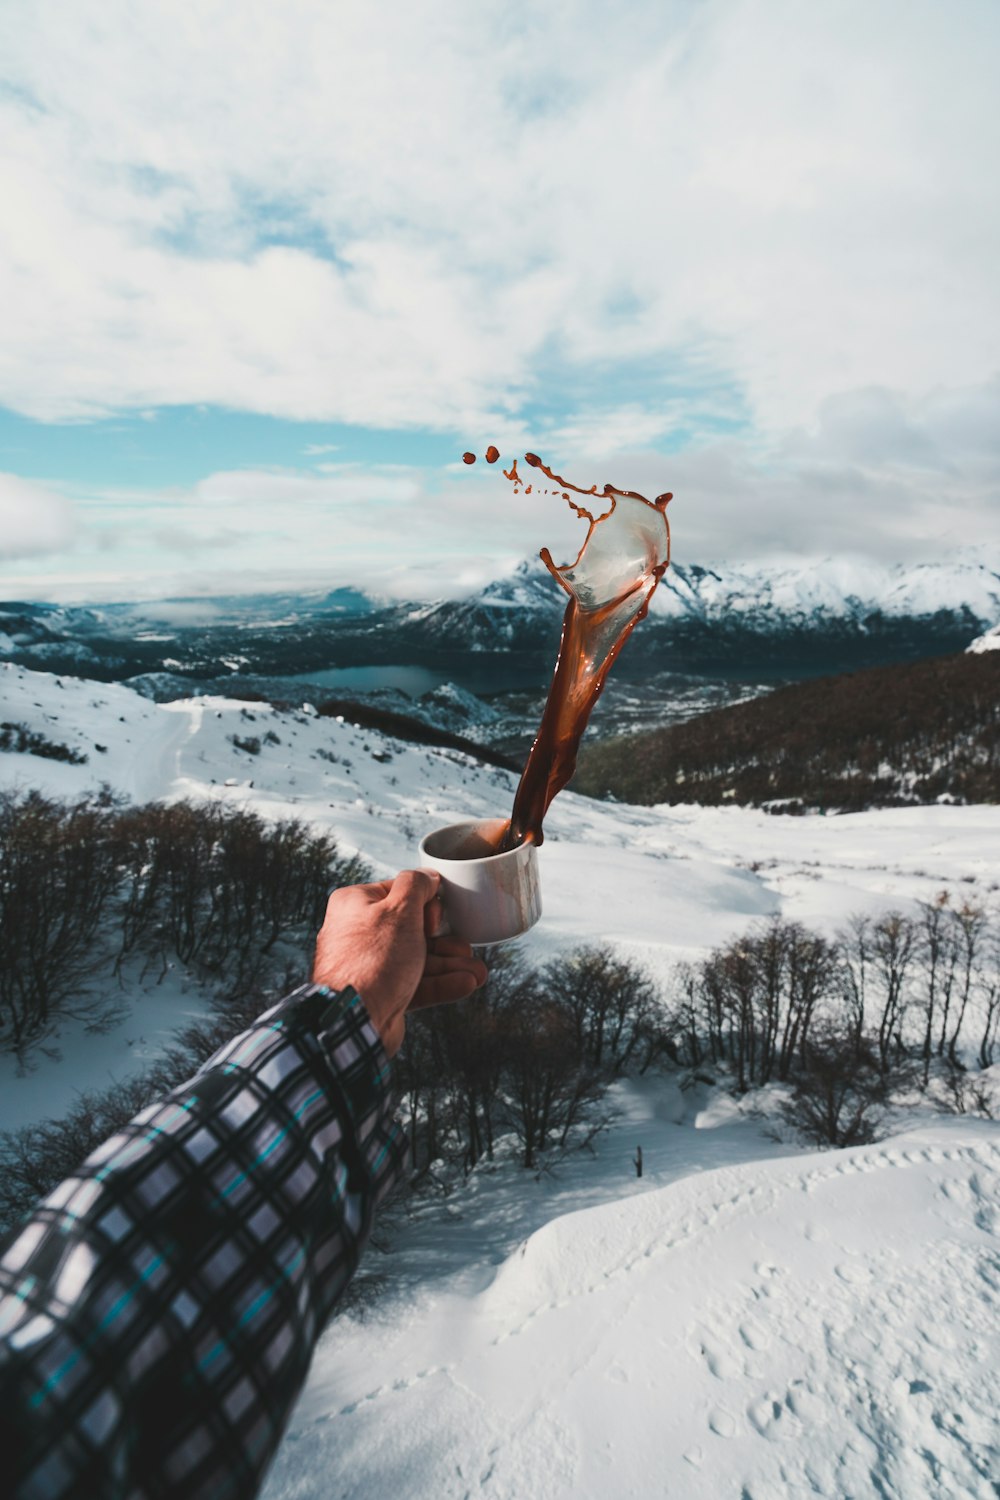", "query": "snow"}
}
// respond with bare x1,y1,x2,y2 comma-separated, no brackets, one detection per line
265,1120,997,1500
648,553,1000,628
967,623,1000,654
0,968,212,1132
1,660,998,1497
